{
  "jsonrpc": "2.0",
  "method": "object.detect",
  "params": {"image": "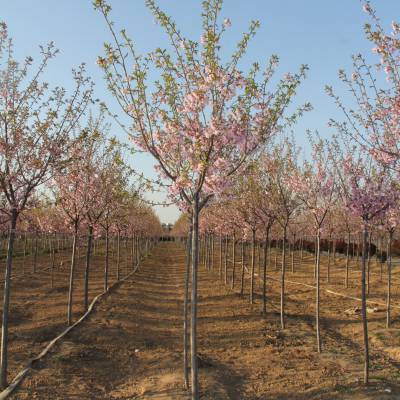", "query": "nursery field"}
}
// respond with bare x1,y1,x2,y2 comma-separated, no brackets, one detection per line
6,241,400,399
